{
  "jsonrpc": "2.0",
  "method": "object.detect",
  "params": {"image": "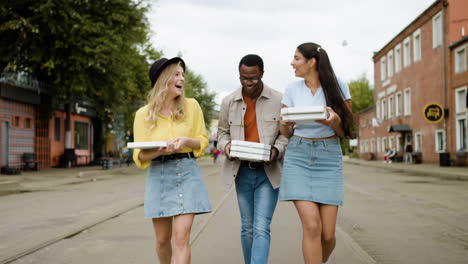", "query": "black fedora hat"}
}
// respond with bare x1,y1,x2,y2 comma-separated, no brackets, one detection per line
149,57,185,87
